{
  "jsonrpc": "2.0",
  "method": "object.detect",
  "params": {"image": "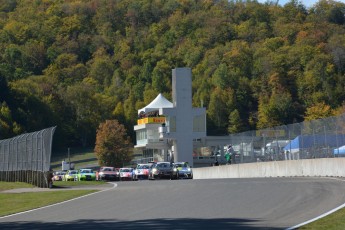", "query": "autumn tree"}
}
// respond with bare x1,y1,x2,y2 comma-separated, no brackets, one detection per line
304,101,334,121
94,120,133,167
